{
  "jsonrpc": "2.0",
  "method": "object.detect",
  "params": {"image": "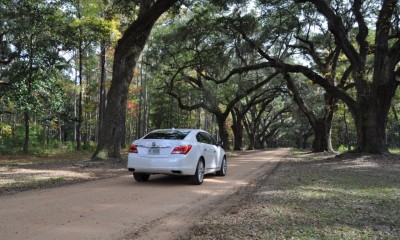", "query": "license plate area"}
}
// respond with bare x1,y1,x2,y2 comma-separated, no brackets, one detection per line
148,148,160,155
